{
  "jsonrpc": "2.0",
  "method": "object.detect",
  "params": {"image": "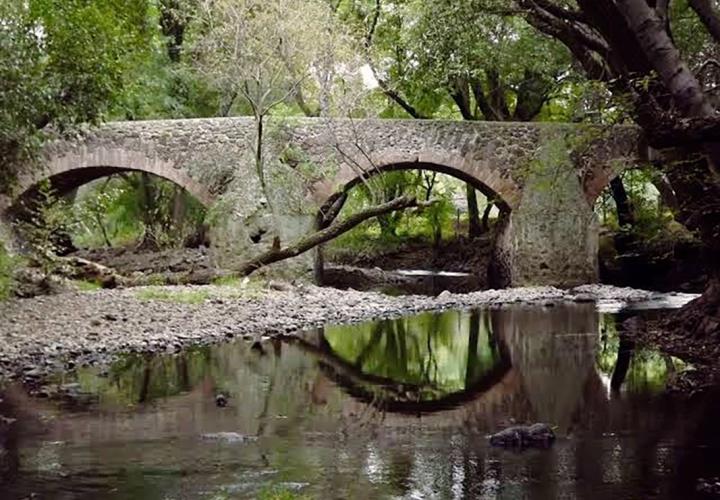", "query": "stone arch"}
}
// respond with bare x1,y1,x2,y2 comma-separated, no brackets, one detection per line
311,149,522,211
580,127,647,207
583,162,635,207
311,152,518,288
11,147,215,210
